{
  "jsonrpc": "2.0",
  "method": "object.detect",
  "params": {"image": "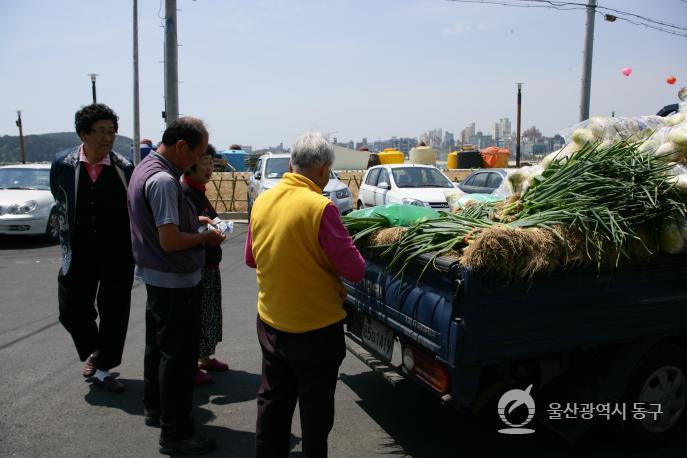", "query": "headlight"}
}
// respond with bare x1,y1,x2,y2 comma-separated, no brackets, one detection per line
402,198,429,207
6,200,38,214
335,188,351,199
